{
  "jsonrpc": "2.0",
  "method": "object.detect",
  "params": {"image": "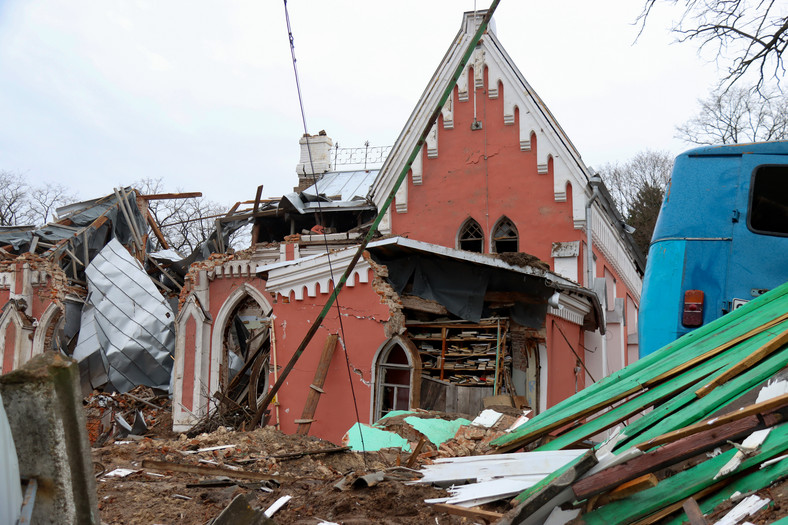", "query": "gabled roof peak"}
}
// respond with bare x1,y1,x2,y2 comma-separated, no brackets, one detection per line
462,9,496,36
